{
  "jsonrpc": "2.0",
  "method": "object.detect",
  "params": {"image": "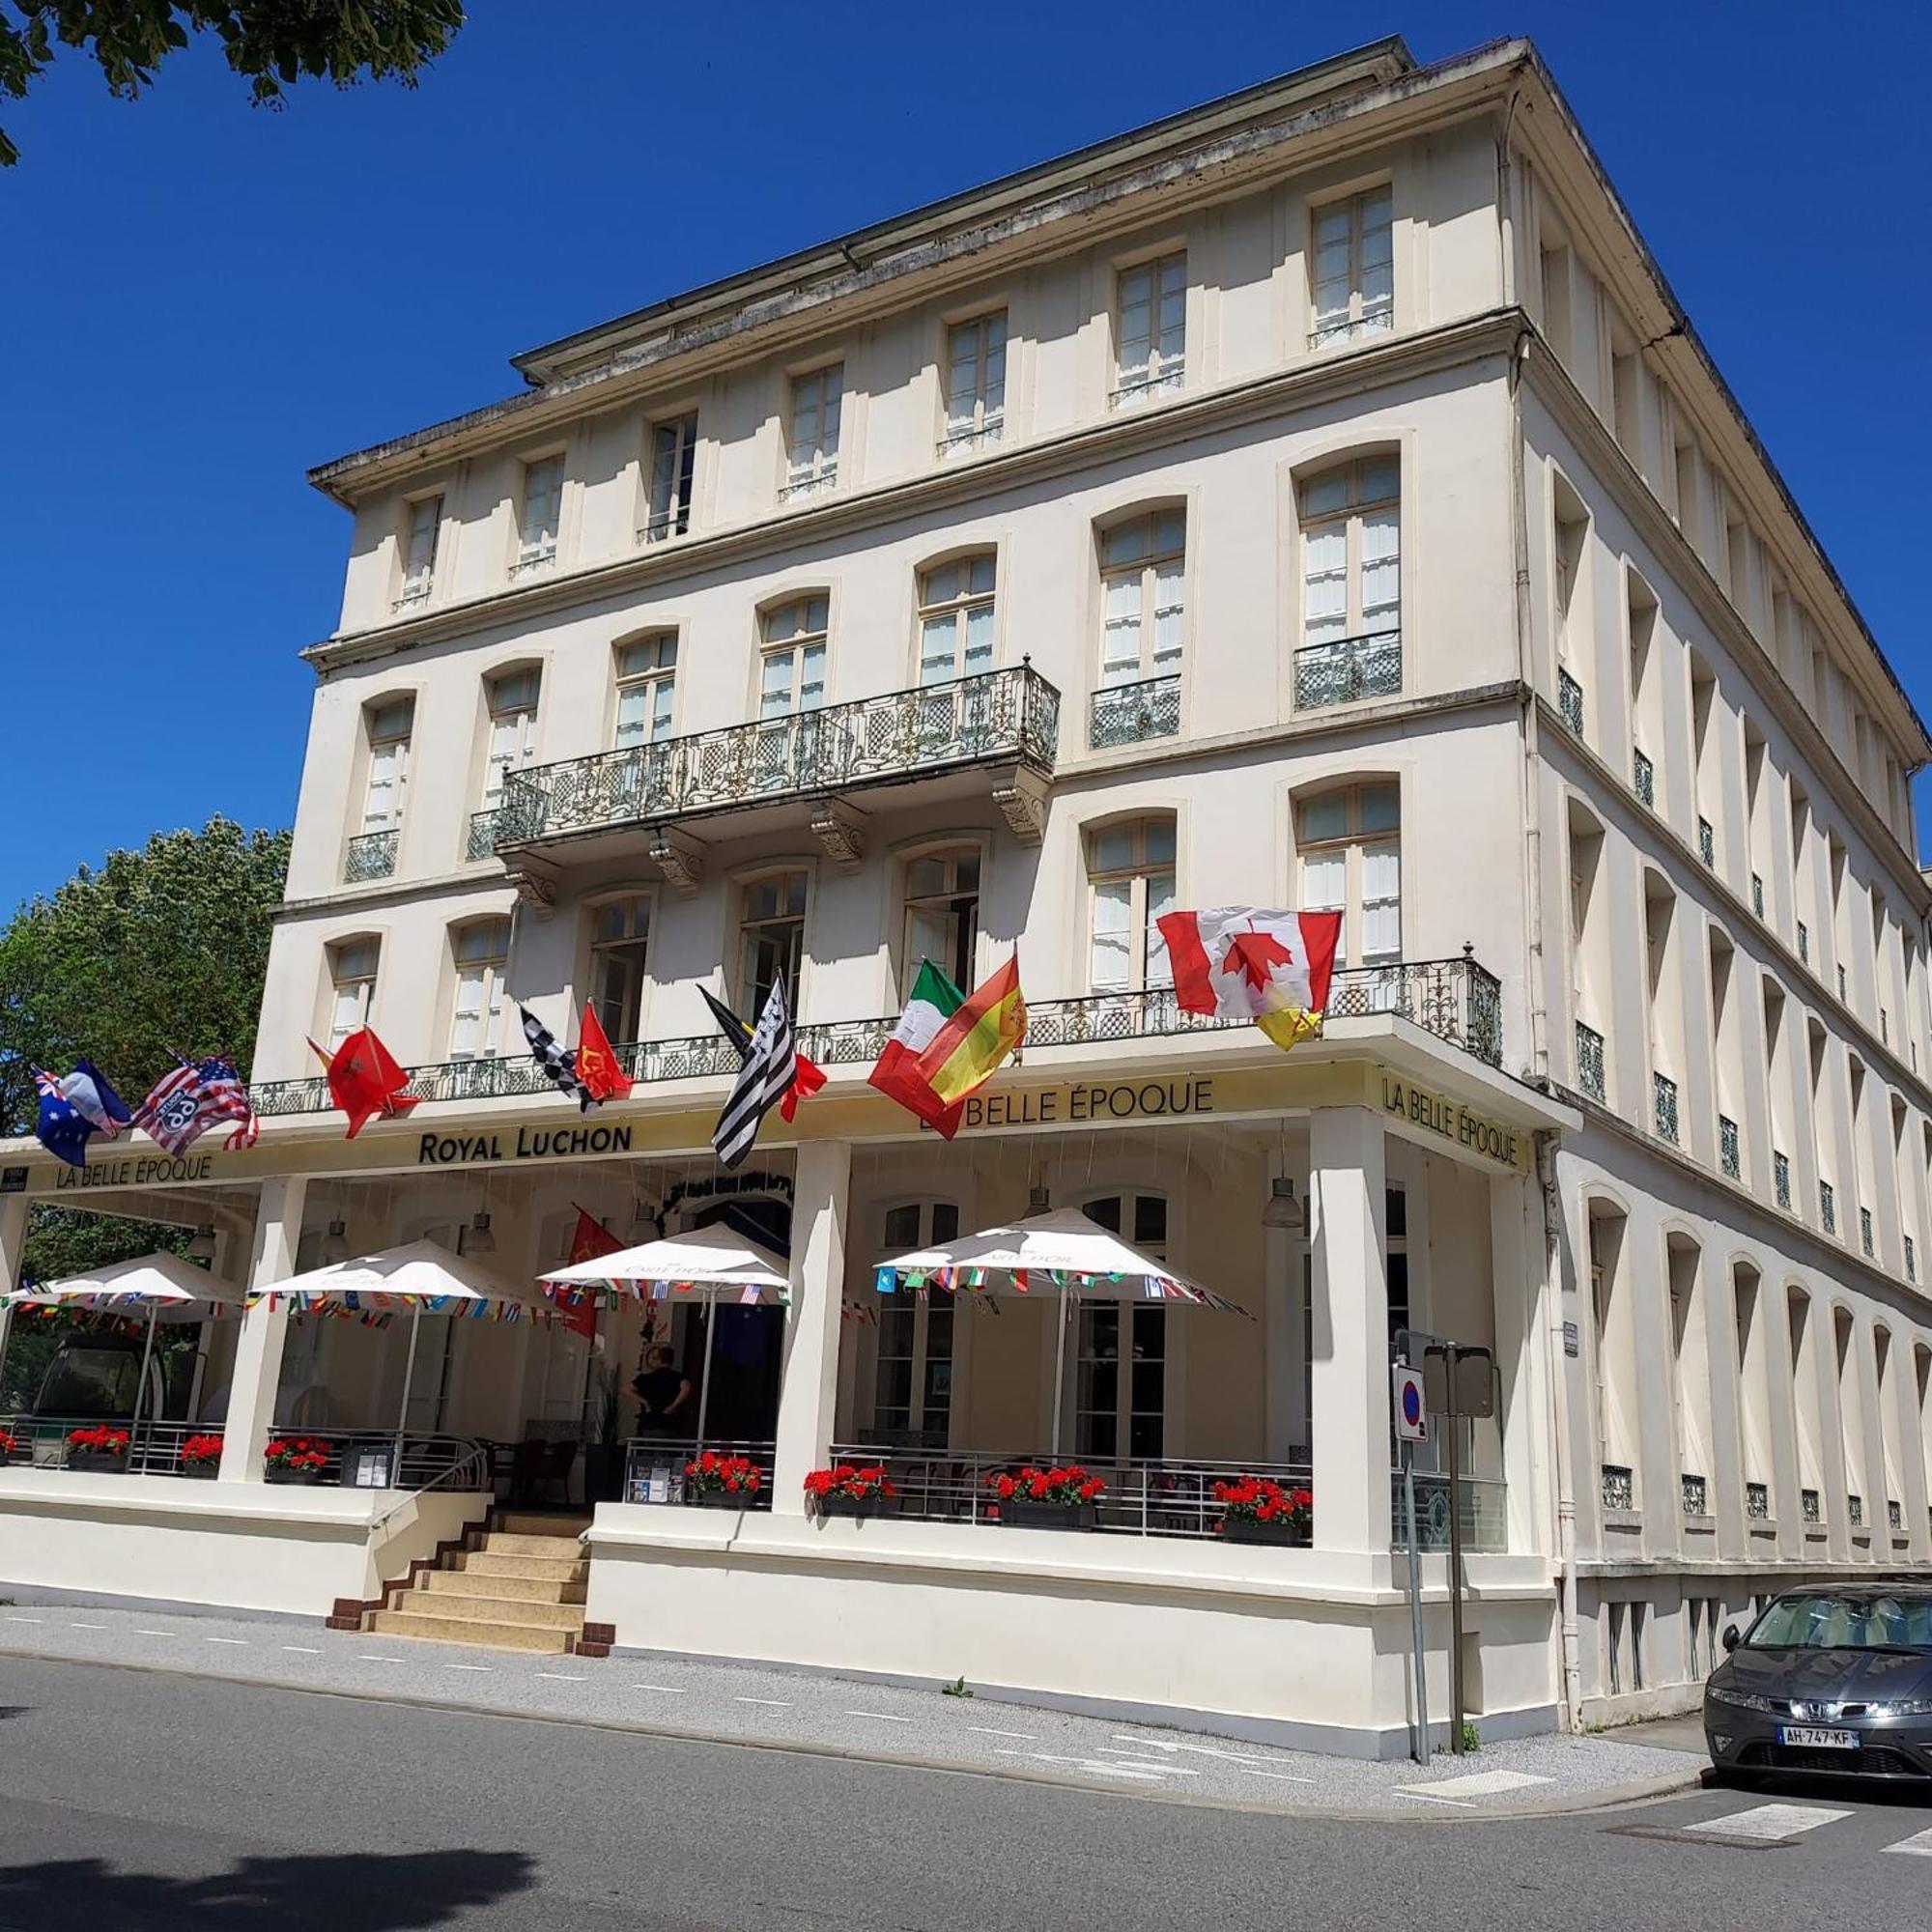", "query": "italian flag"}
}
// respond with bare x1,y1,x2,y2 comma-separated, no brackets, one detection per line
869,957,1028,1139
